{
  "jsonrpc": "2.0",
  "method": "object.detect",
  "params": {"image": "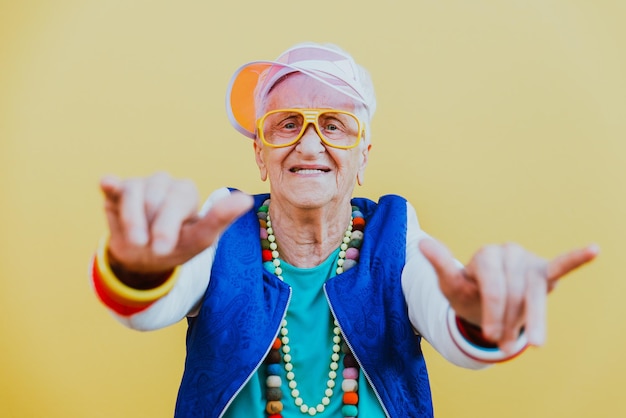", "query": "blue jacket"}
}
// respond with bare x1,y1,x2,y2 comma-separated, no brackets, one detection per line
174,193,433,417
